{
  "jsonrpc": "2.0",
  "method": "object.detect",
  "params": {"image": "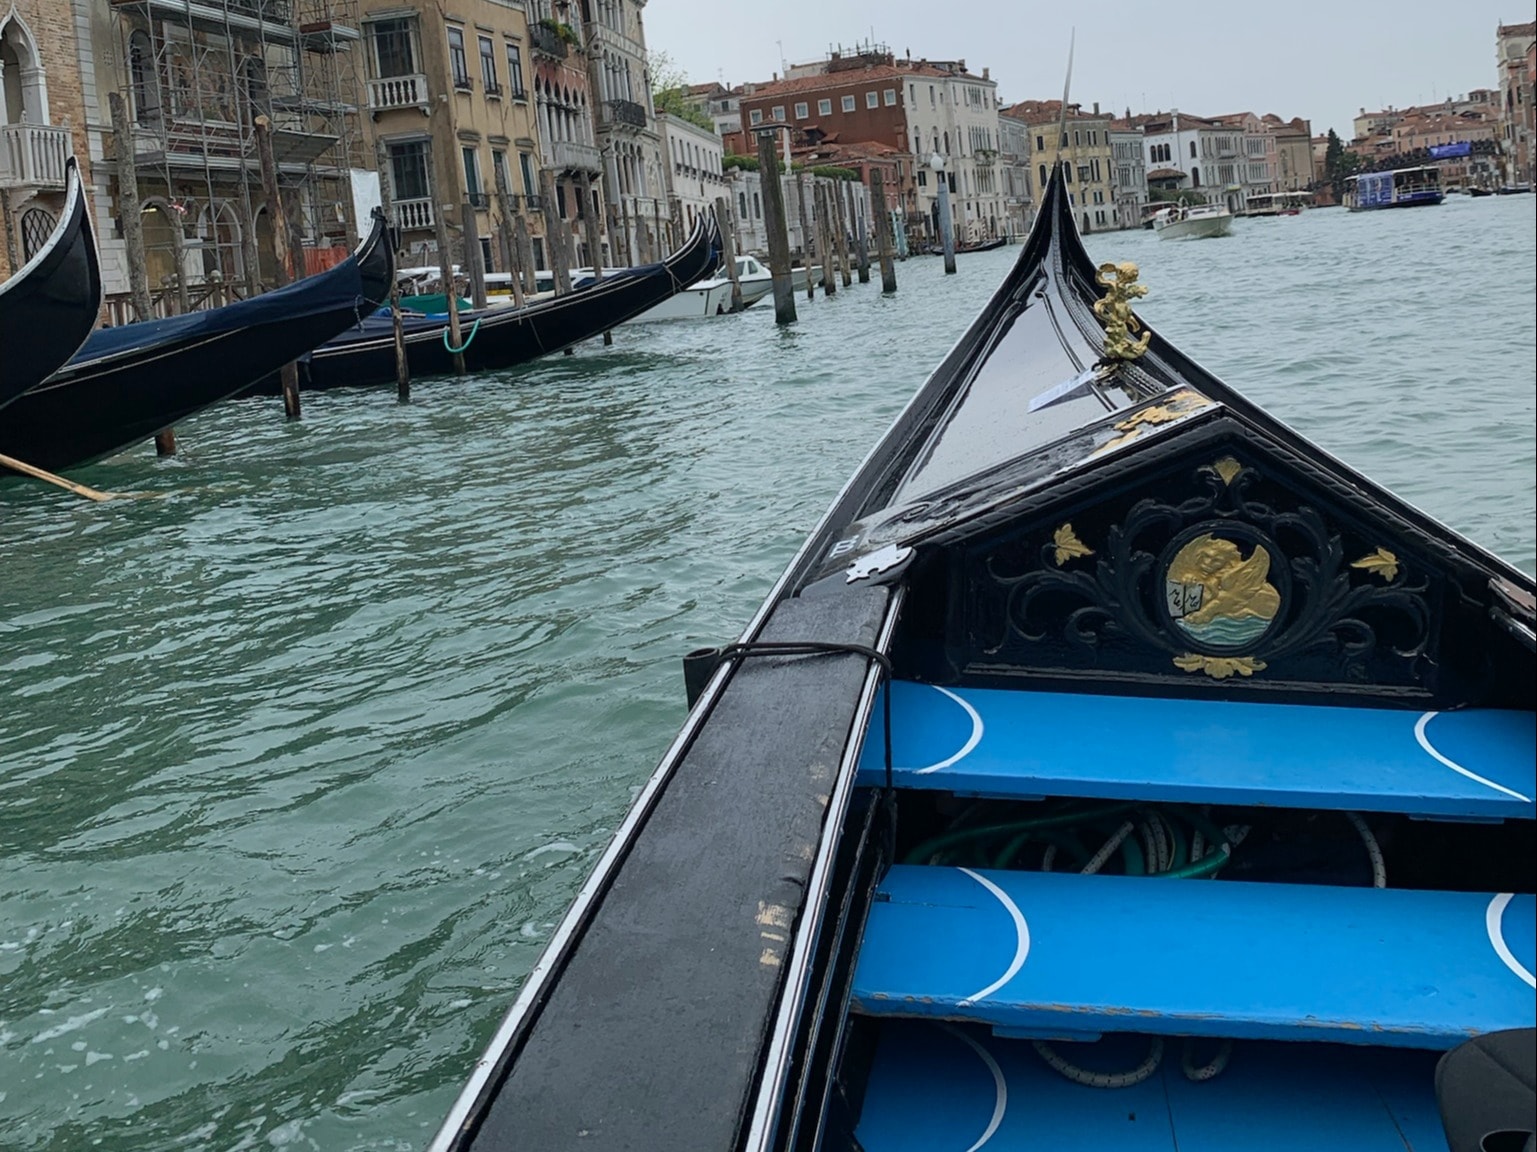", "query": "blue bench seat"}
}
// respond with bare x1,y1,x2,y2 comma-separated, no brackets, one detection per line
855,1021,1451,1152
852,865,1536,1049
856,682,1535,820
